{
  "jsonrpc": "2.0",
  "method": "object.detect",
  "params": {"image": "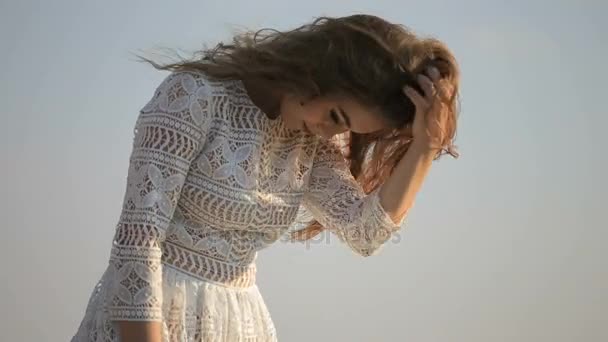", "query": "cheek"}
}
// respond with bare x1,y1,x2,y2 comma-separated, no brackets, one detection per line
282,99,307,124
302,102,329,124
